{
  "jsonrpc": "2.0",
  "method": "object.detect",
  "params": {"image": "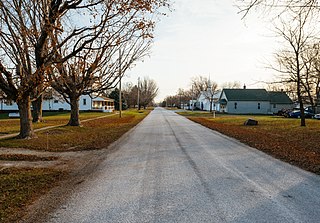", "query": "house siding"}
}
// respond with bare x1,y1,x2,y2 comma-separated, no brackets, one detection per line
197,91,221,111
227,101,270,114
42,95,92,111
0,100,18,111
1,95,107,112
270,103,292,114
219,89,293,115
